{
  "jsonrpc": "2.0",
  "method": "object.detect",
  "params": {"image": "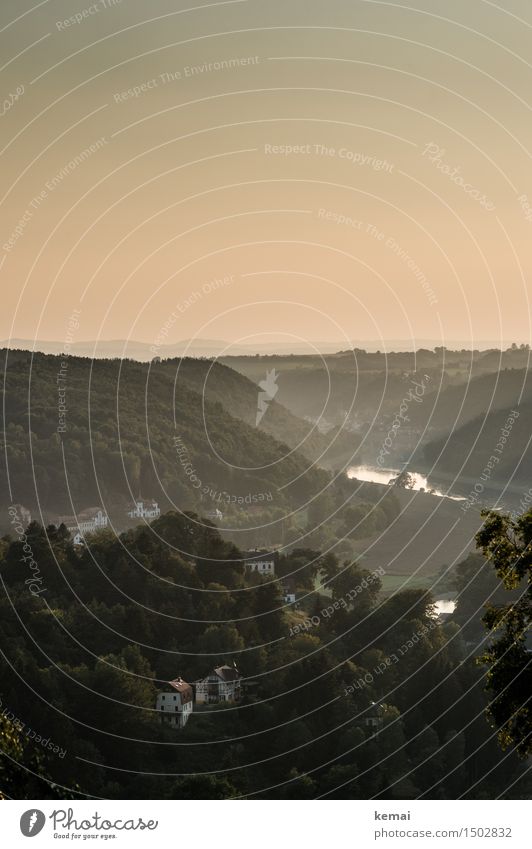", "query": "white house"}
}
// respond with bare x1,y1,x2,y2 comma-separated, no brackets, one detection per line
243,549,275,577
195,665,242,704
156,677,193,728
127,499,161,520
206,508,223,522
75,507,108,532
